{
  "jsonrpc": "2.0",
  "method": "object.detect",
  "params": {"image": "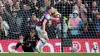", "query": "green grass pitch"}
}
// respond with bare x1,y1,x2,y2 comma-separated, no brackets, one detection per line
0,53,99,56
